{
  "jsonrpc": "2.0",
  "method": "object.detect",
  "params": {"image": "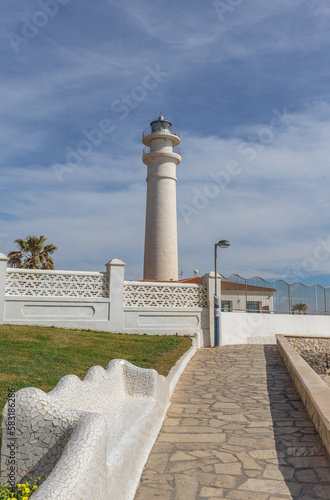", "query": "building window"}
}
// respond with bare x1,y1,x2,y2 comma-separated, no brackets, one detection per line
247,301,260,313
221,301,231,312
